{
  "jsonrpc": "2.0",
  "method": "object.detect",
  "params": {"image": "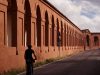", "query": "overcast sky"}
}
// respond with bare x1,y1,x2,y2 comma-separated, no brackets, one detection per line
47,0,100,32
